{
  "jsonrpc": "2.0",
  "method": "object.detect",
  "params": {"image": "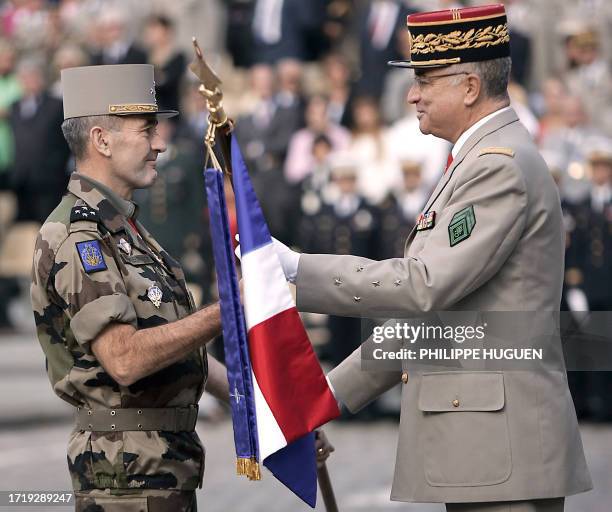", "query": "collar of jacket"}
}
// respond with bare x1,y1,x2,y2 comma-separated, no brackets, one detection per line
420,108,520,216
67,173,139,233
